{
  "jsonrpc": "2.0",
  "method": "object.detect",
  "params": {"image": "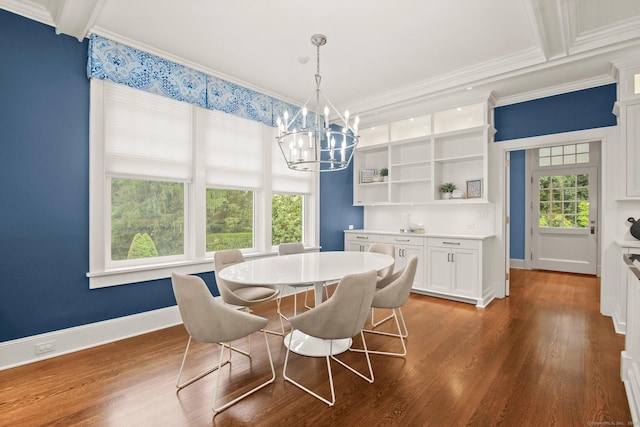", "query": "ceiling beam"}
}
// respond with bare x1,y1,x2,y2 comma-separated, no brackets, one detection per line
524,0,570,60
47,0,104,41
